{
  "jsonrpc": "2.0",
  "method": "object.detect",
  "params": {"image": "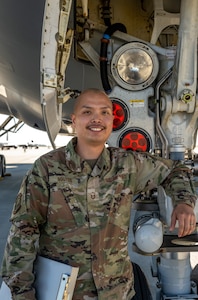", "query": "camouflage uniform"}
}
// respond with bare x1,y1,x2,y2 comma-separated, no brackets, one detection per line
1,137,197,300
